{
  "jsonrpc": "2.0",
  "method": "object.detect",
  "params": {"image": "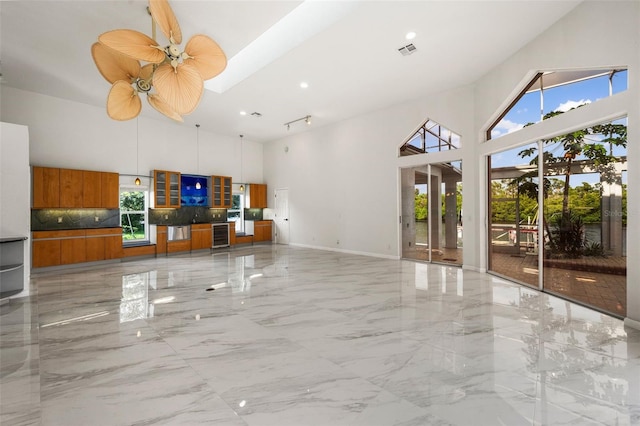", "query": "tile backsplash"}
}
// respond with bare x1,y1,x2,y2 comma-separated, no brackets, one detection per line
31,209,120,231
149,207,228,225
244,208,263,221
